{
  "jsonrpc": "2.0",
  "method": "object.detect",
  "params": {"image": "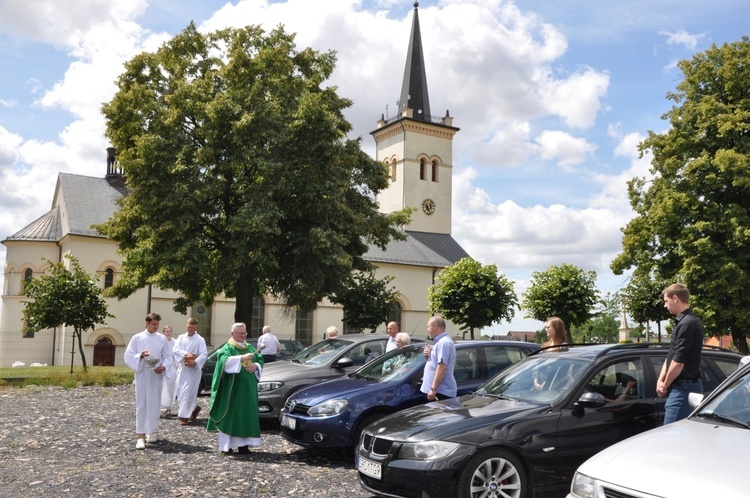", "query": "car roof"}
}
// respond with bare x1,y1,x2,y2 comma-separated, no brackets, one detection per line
320,334,428,343
529,342,740,361
455,340,540,349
